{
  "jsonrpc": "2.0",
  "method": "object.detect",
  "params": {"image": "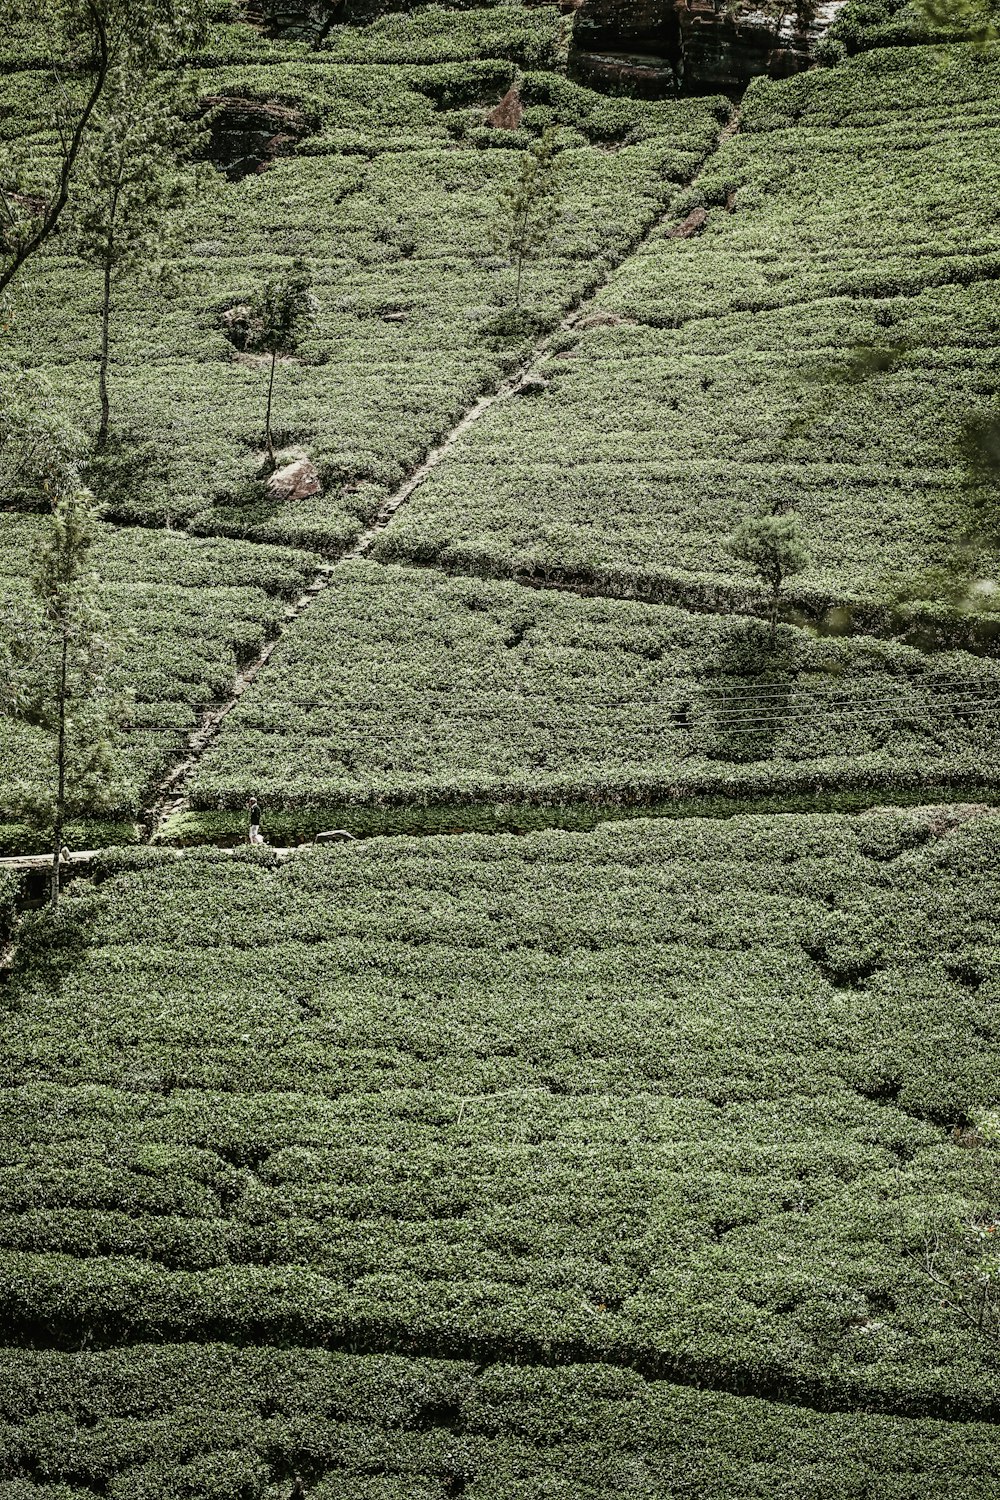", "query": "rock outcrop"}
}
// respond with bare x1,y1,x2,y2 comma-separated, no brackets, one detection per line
199,96,312,183
569,0,844,97
569,0,682,96
486,85,524,130
266,456,323,504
